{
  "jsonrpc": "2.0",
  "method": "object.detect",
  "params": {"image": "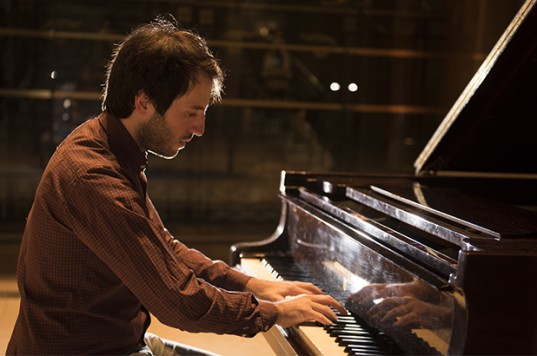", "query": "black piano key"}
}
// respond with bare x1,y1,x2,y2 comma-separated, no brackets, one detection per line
334,327,372,334
329,329,374,338
344,343,386,351
337,338,383,350
338,338,382,351
336,315,360,321
336,334,379,342
344,340,395,350
325,324,370,335
345,345,393,356
327,323,367,331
